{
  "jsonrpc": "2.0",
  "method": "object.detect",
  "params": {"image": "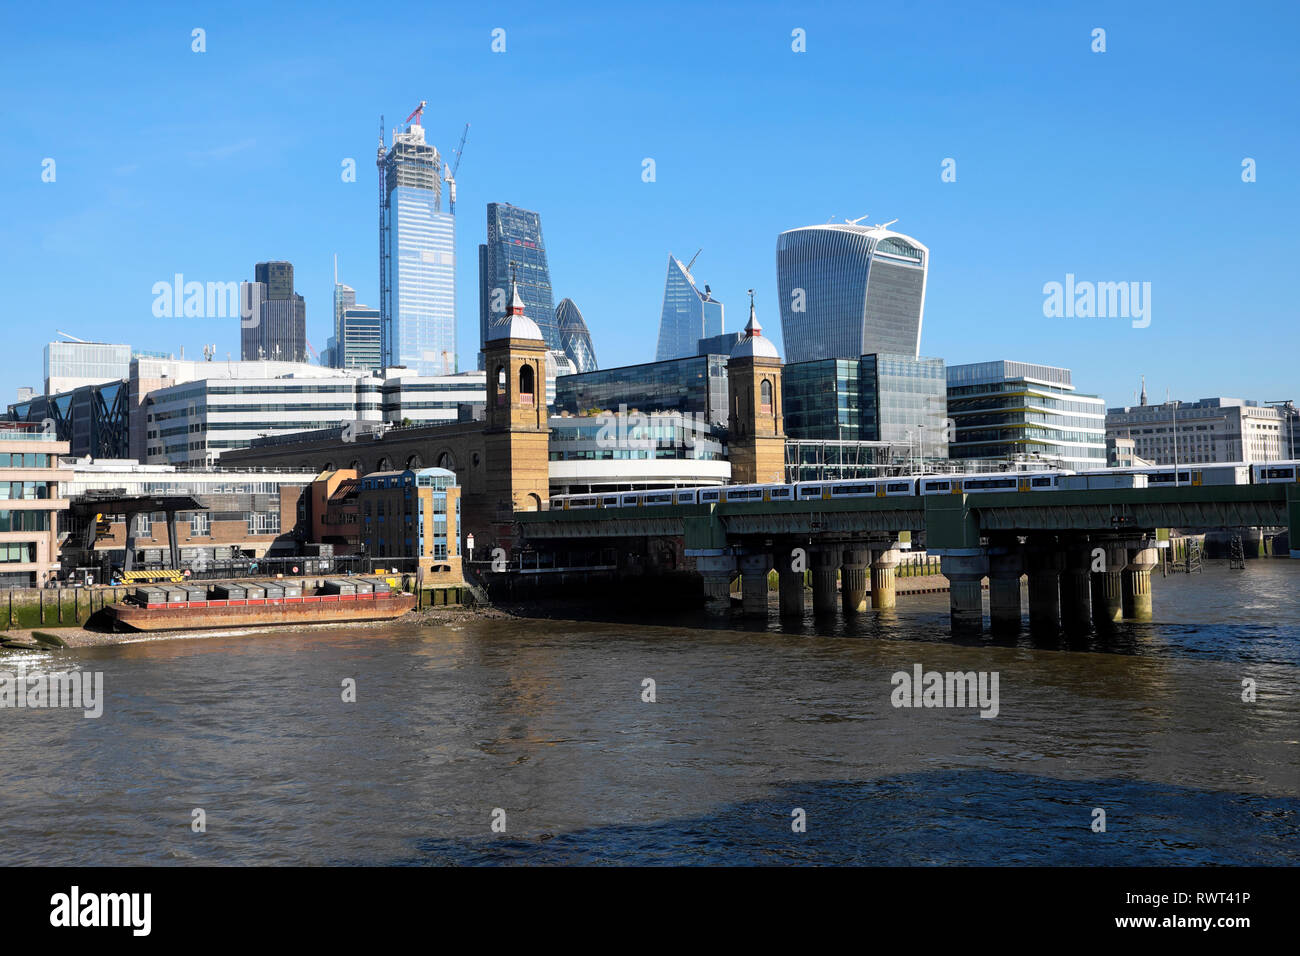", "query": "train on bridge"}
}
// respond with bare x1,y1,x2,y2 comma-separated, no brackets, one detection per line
550,461,1300,511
